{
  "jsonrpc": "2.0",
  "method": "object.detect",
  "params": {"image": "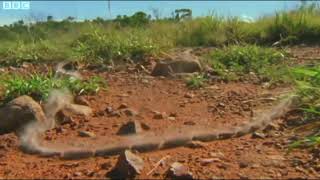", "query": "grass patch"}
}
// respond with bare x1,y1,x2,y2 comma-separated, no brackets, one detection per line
0,73,107,102
205,45,287,82
0,4,320,65
72,30,159,65
186,74,207,89
288,66,320,150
